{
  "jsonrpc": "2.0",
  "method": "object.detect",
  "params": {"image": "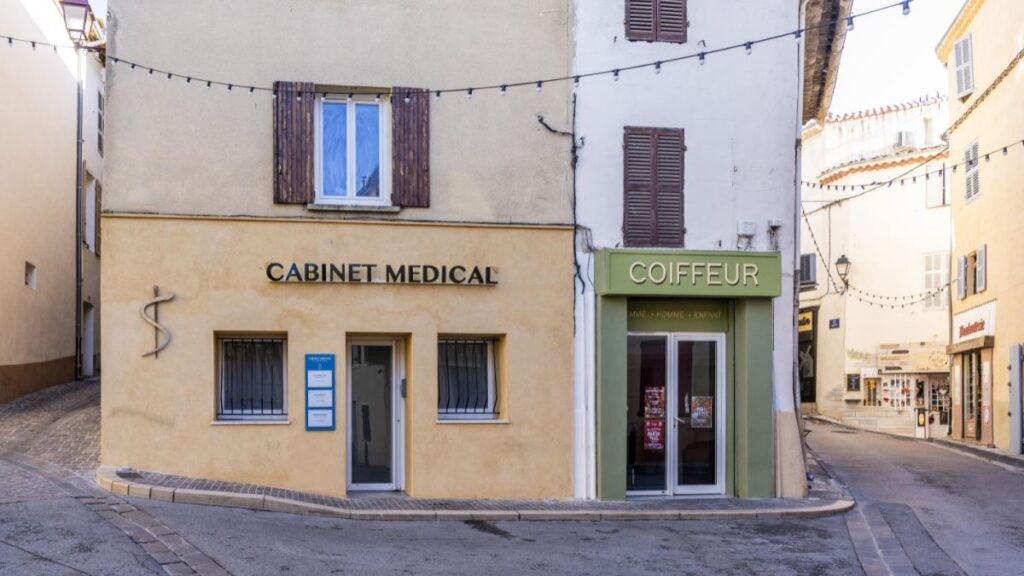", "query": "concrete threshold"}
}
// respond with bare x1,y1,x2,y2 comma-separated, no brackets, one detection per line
95,468,854,521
